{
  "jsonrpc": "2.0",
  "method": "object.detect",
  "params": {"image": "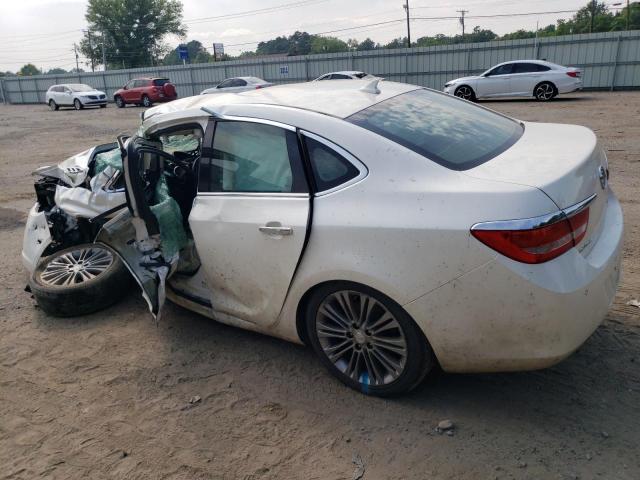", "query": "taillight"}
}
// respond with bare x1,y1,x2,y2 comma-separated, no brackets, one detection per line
567,71,581,78
255,85,263,89
471,206,590,264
